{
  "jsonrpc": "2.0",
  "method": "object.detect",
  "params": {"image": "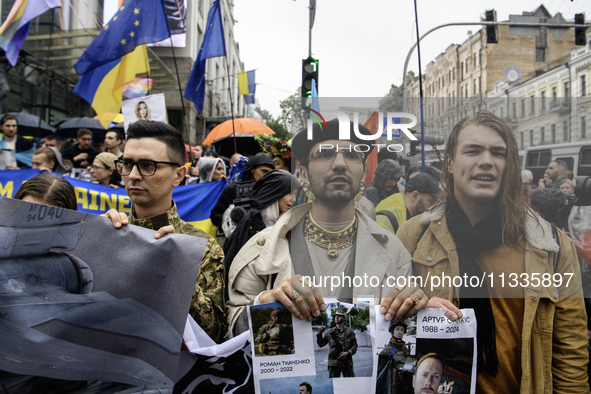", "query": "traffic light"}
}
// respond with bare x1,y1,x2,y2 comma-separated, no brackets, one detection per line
575,13,587,46
485,10,498,44
302,56,319,104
